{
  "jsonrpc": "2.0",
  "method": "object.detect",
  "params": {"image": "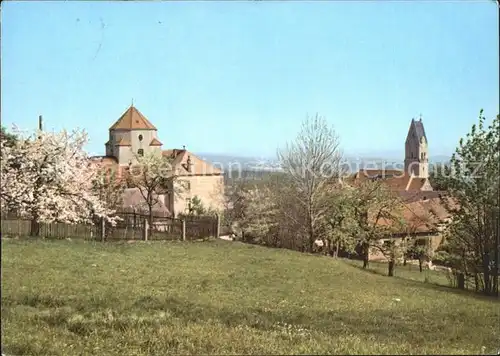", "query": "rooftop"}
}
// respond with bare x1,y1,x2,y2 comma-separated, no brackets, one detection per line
109,106,157,131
